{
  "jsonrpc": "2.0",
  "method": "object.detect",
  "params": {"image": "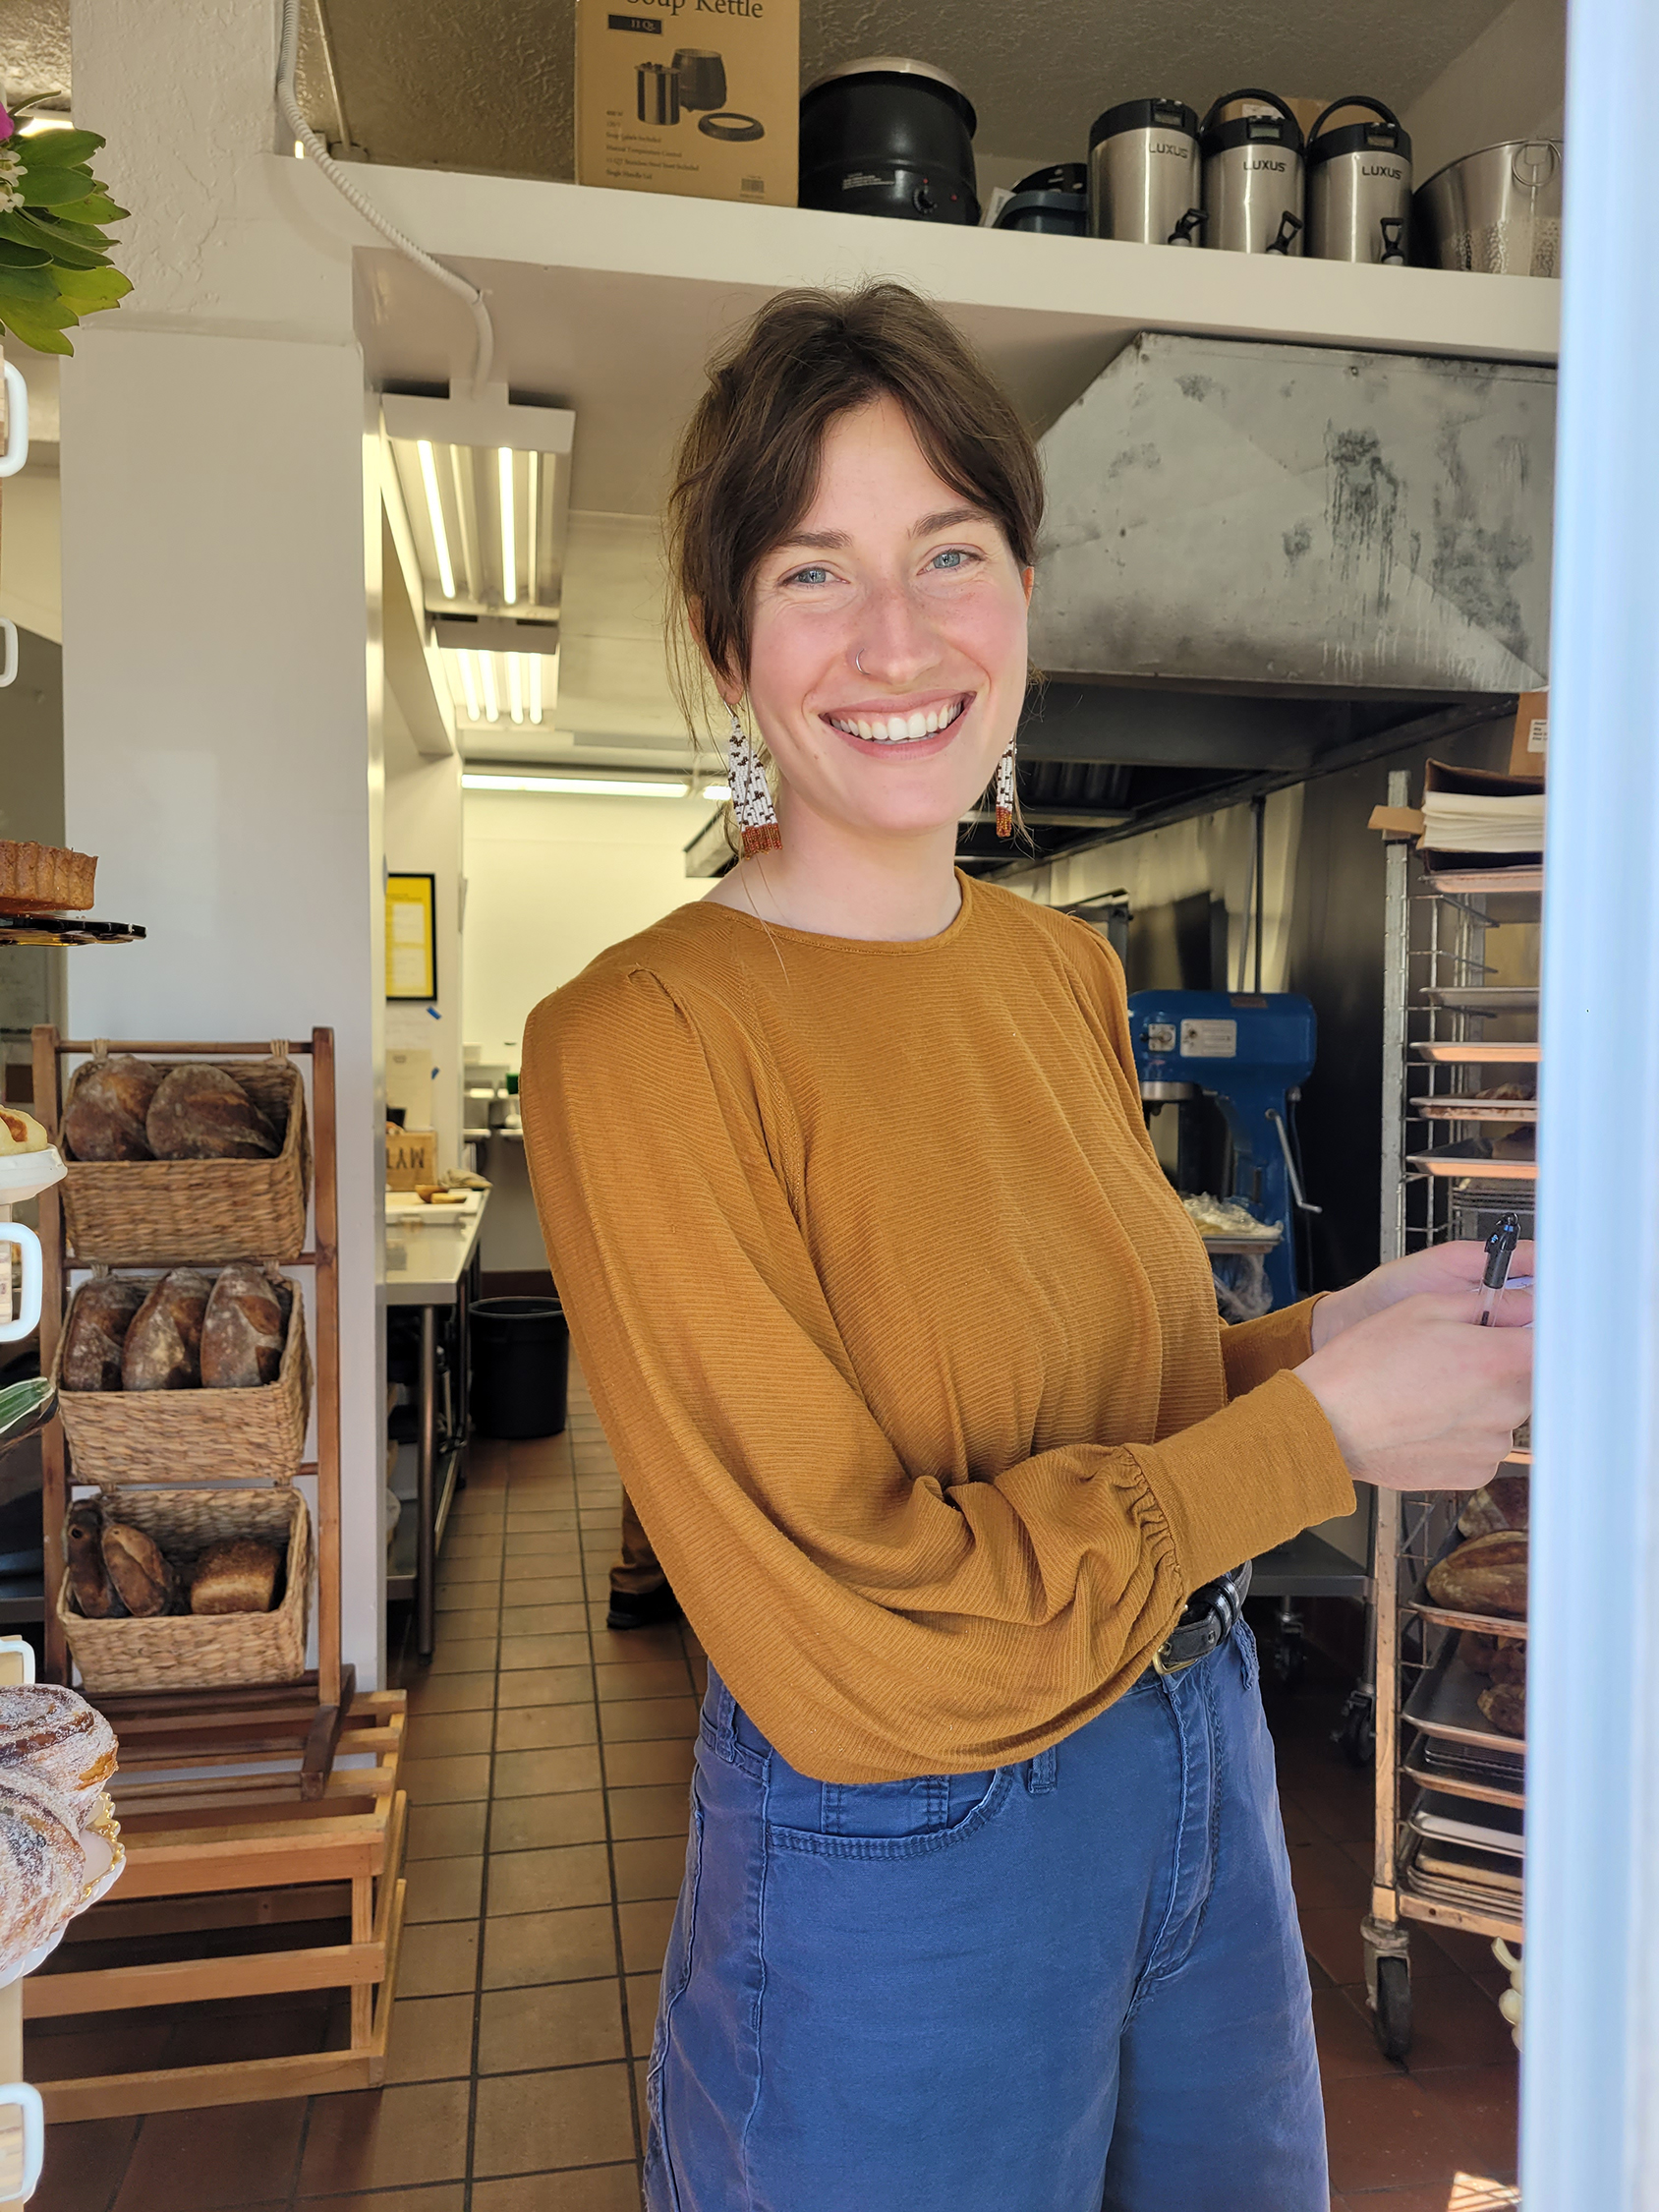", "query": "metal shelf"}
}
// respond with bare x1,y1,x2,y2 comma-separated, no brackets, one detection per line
0,914,145,948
